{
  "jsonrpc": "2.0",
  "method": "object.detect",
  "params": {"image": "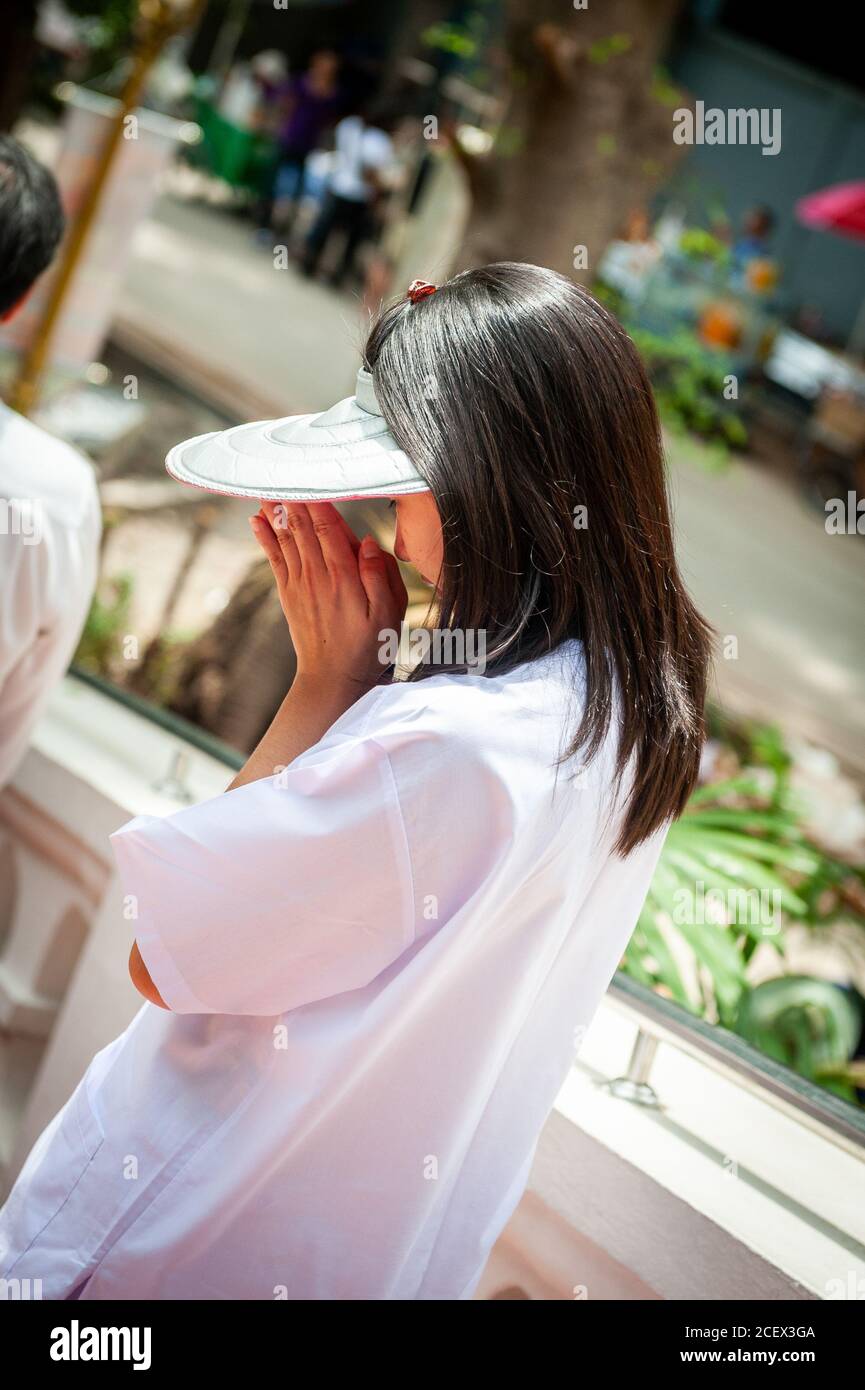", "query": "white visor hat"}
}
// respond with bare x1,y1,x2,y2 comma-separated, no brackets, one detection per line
165,367,429,502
